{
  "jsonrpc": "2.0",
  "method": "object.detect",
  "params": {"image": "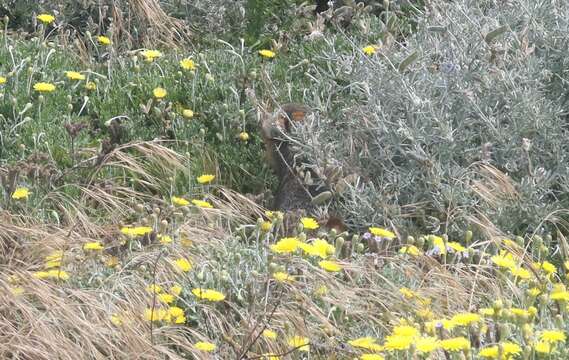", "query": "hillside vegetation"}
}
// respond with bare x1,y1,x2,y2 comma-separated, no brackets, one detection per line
1,0,569,359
